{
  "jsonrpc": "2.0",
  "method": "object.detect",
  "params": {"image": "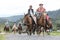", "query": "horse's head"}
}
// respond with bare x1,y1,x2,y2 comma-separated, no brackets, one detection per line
23,14,28,23
23,14,32,26
37,12,47,26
